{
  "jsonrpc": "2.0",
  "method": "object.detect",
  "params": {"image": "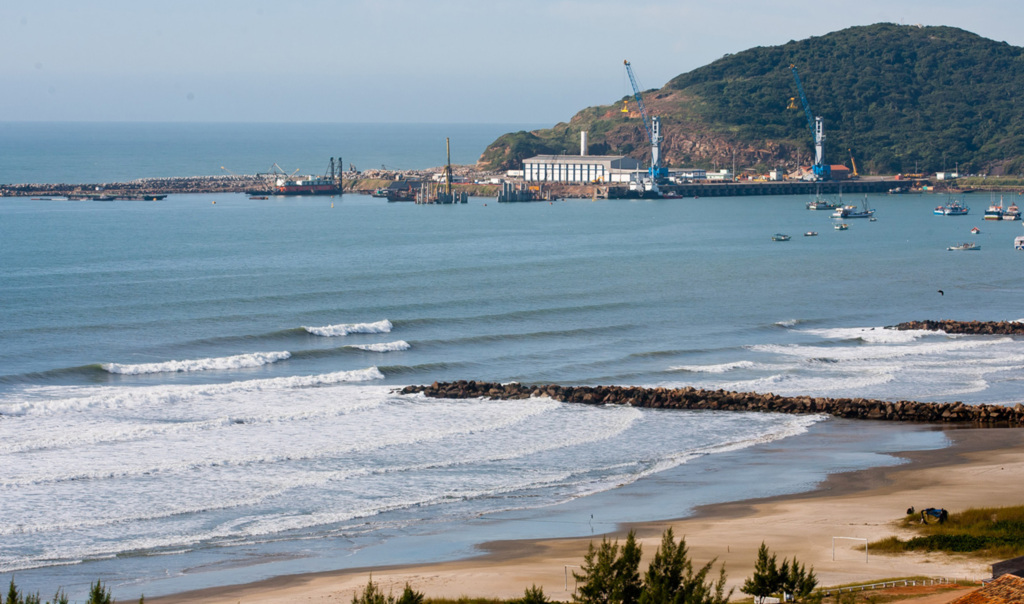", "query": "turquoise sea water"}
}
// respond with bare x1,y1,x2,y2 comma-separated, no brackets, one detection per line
1,124,1023,600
